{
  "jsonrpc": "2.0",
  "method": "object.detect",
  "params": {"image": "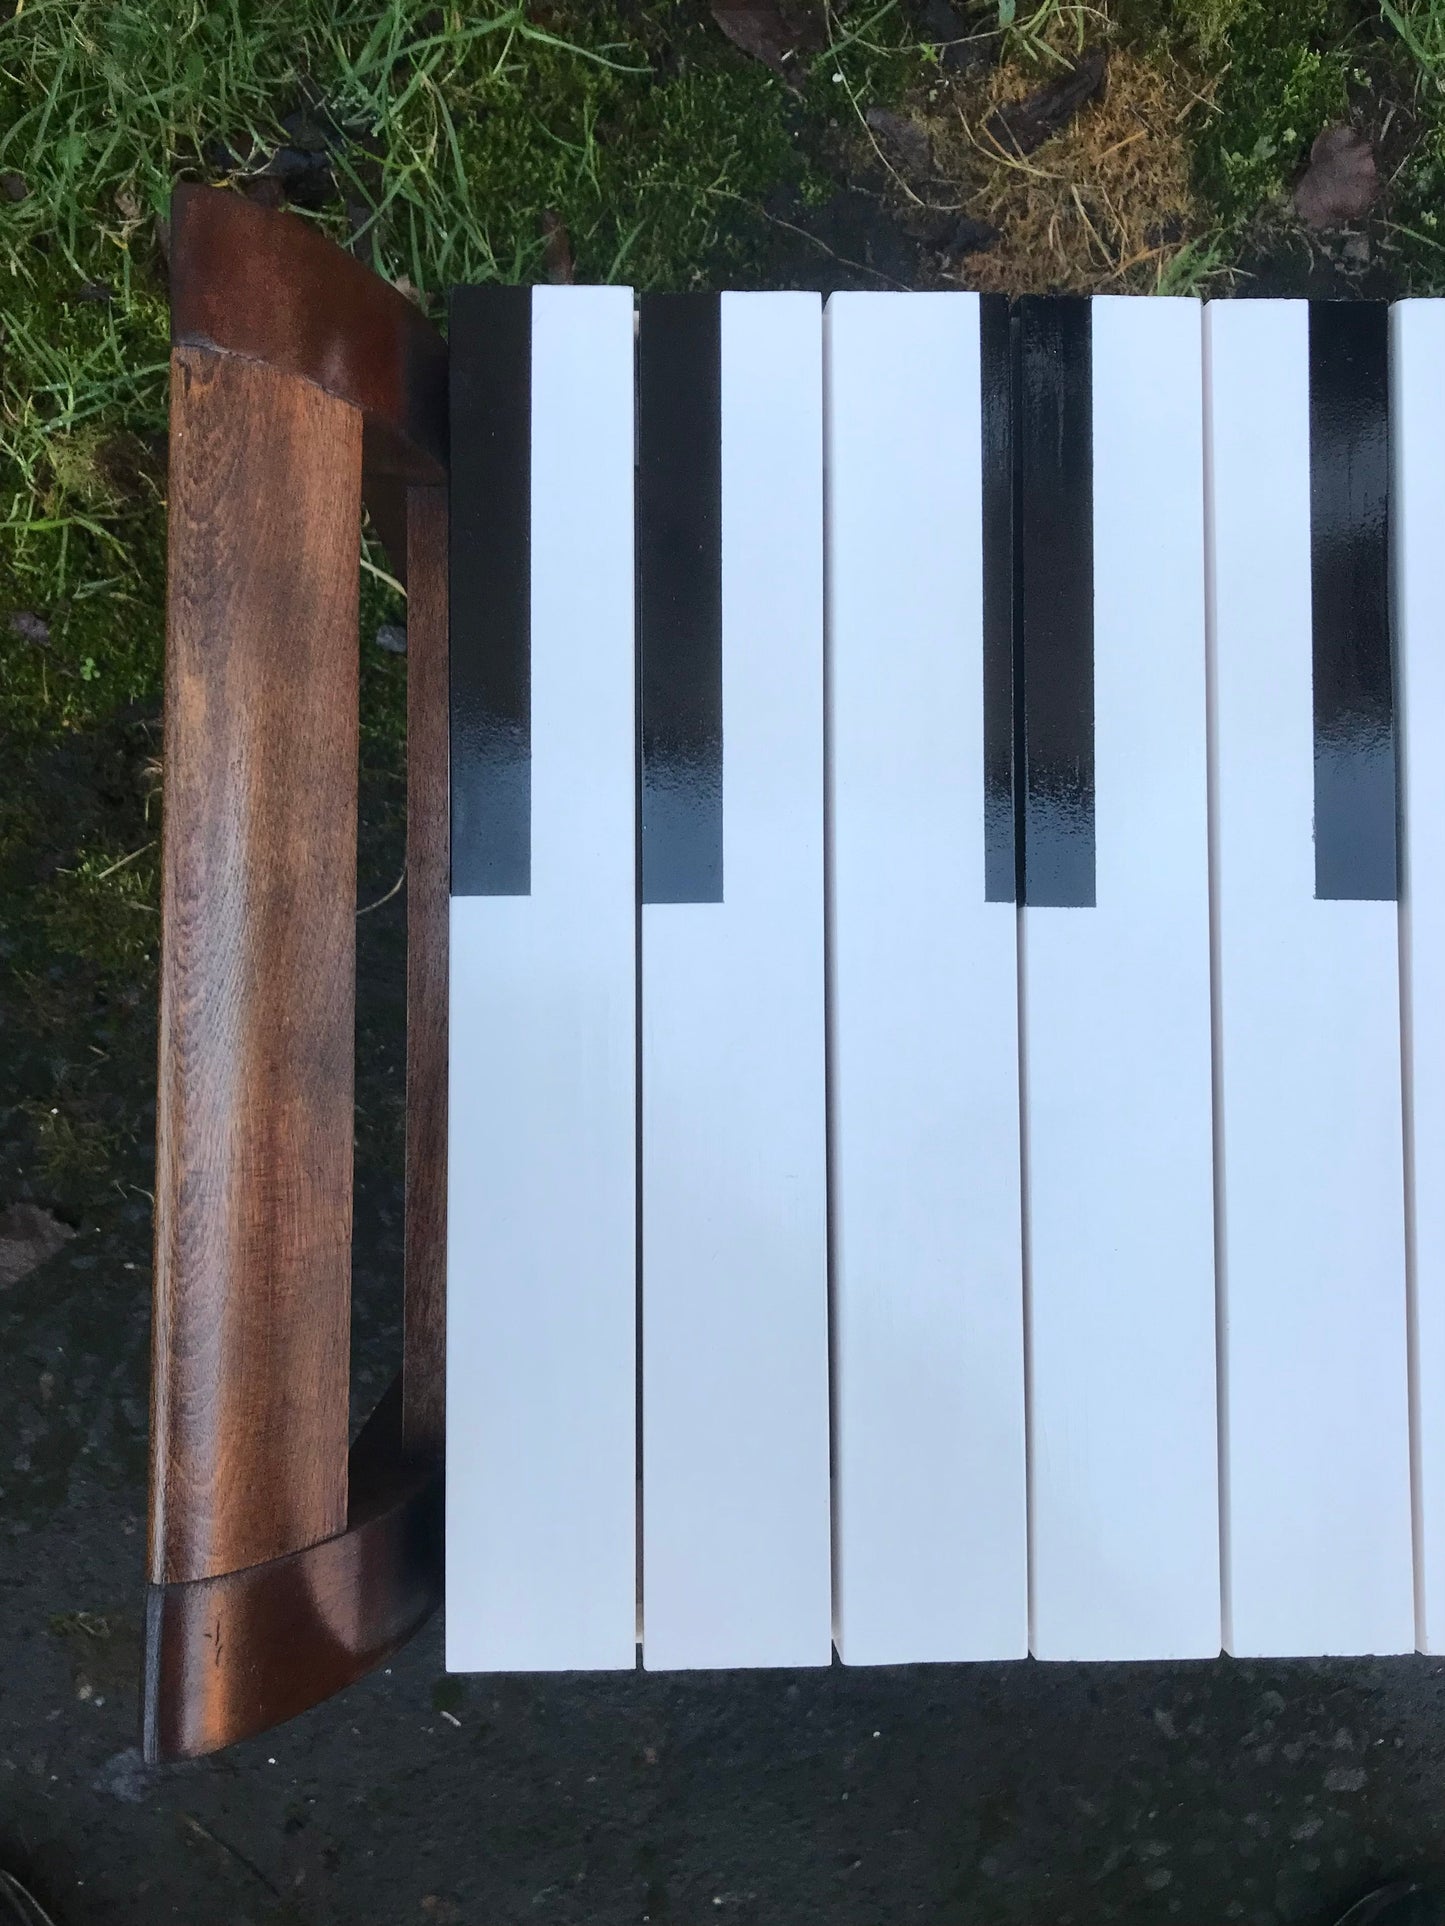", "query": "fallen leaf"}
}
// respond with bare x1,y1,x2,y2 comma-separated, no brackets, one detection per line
1293,124,1377,229
864,106,932,178
710,0,822,85
0,1203,75,1288
984,47,1108,158
540,209,575,285
8,610,50,646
